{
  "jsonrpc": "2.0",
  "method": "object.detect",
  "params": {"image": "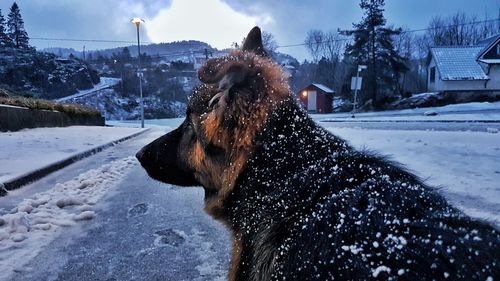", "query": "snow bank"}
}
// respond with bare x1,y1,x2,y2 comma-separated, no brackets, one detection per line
0,126,143,184
0,156,137,280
